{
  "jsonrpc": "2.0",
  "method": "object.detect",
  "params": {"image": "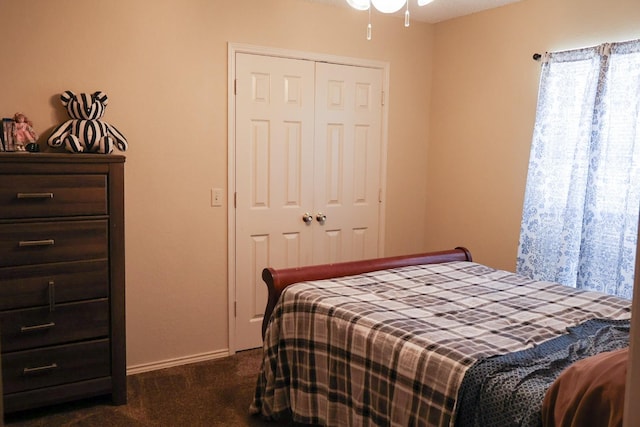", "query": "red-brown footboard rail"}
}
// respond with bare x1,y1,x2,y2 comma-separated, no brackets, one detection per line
260,246,472,338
